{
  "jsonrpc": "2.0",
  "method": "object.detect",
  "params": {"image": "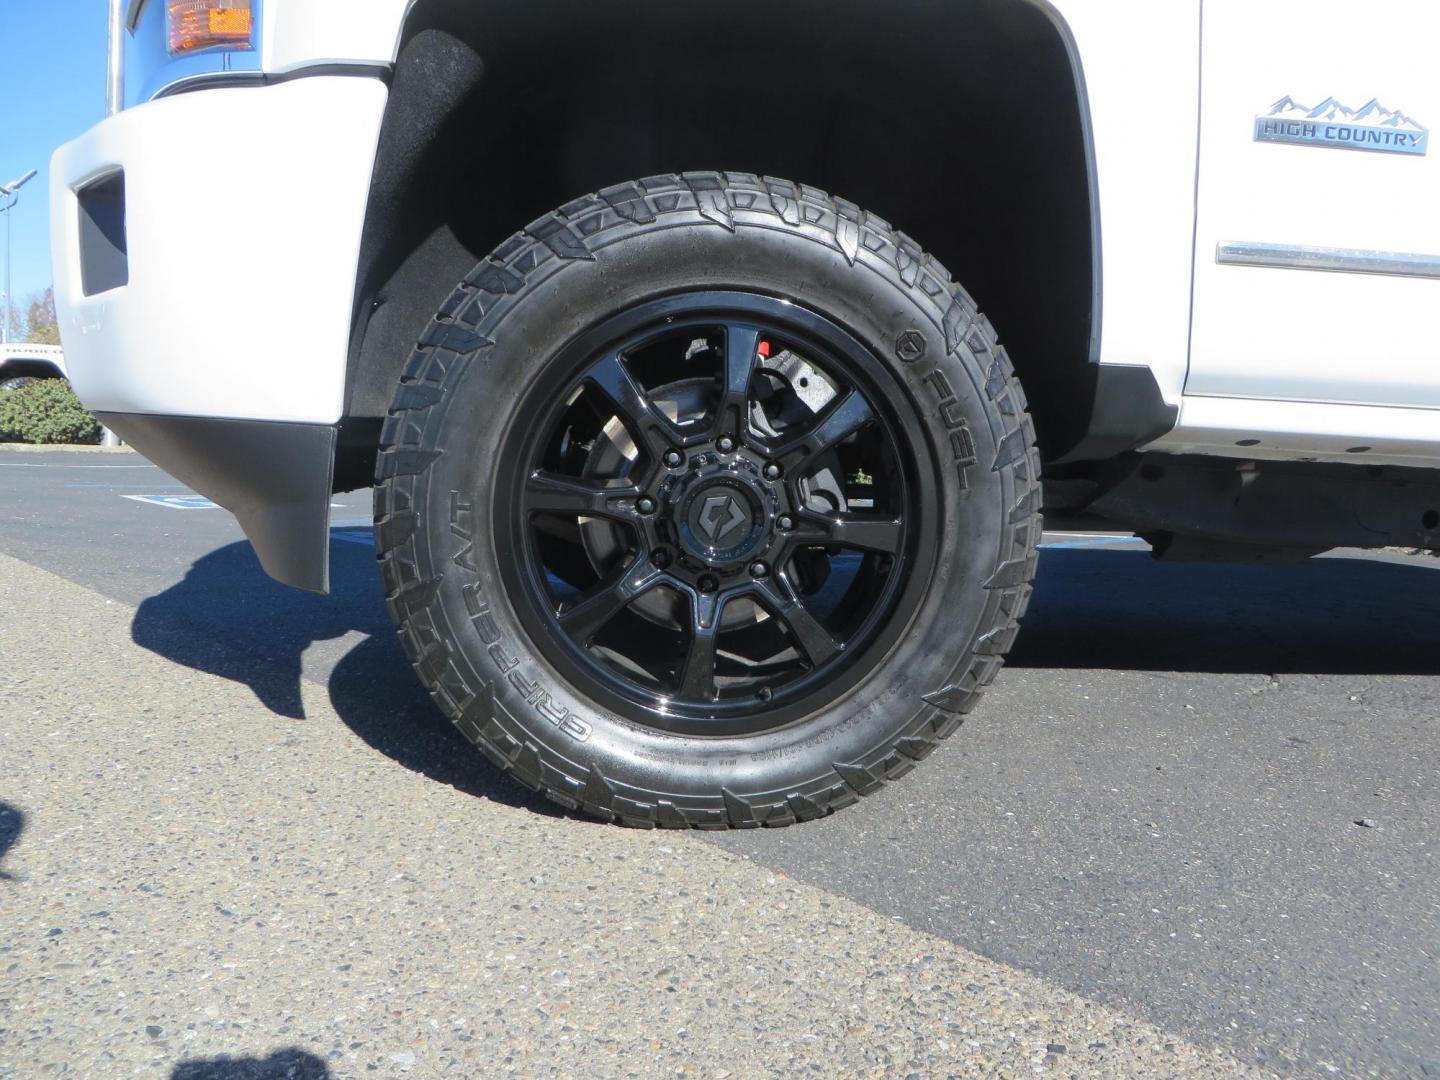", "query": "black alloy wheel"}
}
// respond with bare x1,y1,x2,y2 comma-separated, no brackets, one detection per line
498,294,933,737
